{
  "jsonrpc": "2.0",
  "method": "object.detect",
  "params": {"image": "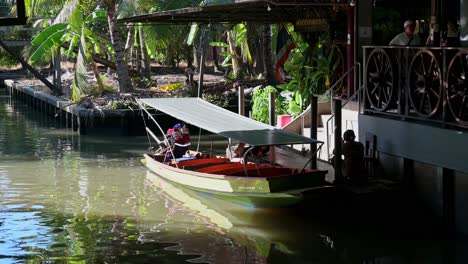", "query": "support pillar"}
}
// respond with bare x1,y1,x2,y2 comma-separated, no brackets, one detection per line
310,96,318,170
269,92,275,127
431,0,441,46
442,167,455,236
238,86,245,116
461,0,468,47
333,98,343,184
197,28,208,98
269,92,276,164
347,4,355,97
403,158,414,190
